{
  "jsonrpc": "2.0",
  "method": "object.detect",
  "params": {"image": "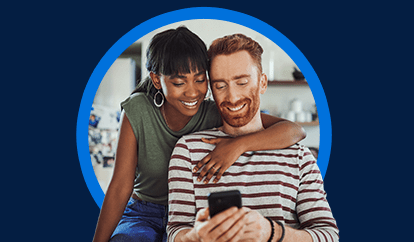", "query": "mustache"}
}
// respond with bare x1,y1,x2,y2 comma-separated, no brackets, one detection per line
219,98,251,108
